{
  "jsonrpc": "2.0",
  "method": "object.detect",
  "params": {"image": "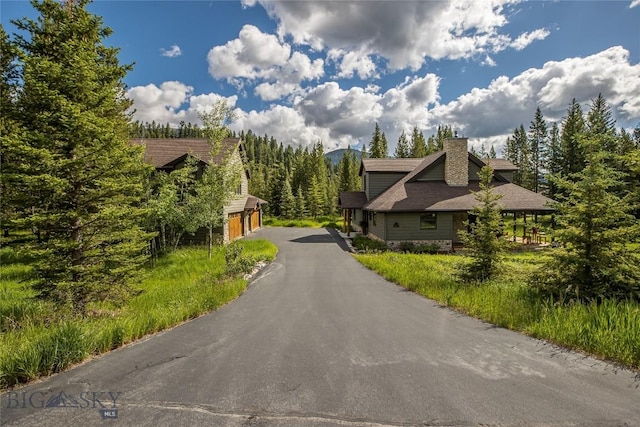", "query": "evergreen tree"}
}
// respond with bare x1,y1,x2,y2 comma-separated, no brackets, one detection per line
435,125,454,150
509,124,534,190
10,0,152,314
488,145,497,159
410,126,427,157
528,106,548,193
458,166,506,282
560,98,586,177
394,131,410,158
0,25,22,236
546,122,562,198
280,178,296,219
425,135,438,155
294,186,307,218
307,175,323,218
535,135,640,302
360,142,368,159
380,132,388,158
269,165,287,216
369,123,385,158
338,148,353,190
